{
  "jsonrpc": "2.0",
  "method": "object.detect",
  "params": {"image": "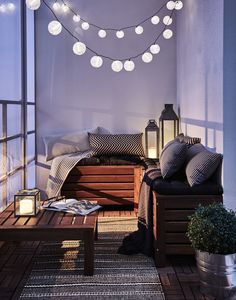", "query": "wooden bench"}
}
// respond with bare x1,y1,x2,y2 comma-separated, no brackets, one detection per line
0,202,98,276
62,165,142,209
